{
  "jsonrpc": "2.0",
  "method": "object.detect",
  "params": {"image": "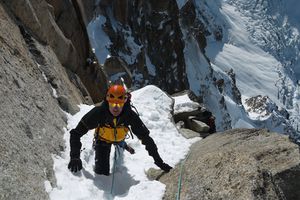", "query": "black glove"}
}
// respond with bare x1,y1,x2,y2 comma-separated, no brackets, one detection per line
70,129,83,159
155,161,172,172
68,158,82,173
